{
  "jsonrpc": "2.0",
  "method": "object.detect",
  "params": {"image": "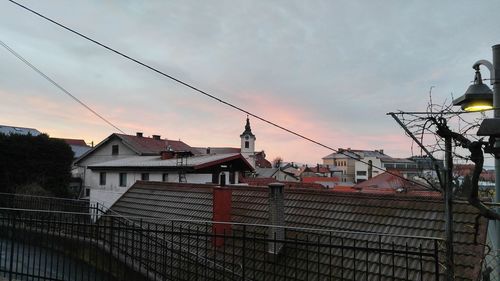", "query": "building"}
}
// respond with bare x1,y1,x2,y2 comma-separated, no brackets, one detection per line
73,132,197,188
253,167,299,182
194,118,271,169
106,181,488,281
324,149,424,184
53,138,91,159
353,170,439,196
86,152,253,209
0,124,41,136
75,118,273,206
323,149,389,183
